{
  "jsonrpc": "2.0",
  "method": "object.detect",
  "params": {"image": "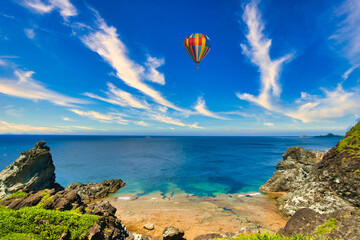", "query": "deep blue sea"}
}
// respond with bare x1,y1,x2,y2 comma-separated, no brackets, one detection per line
0,135,341,197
